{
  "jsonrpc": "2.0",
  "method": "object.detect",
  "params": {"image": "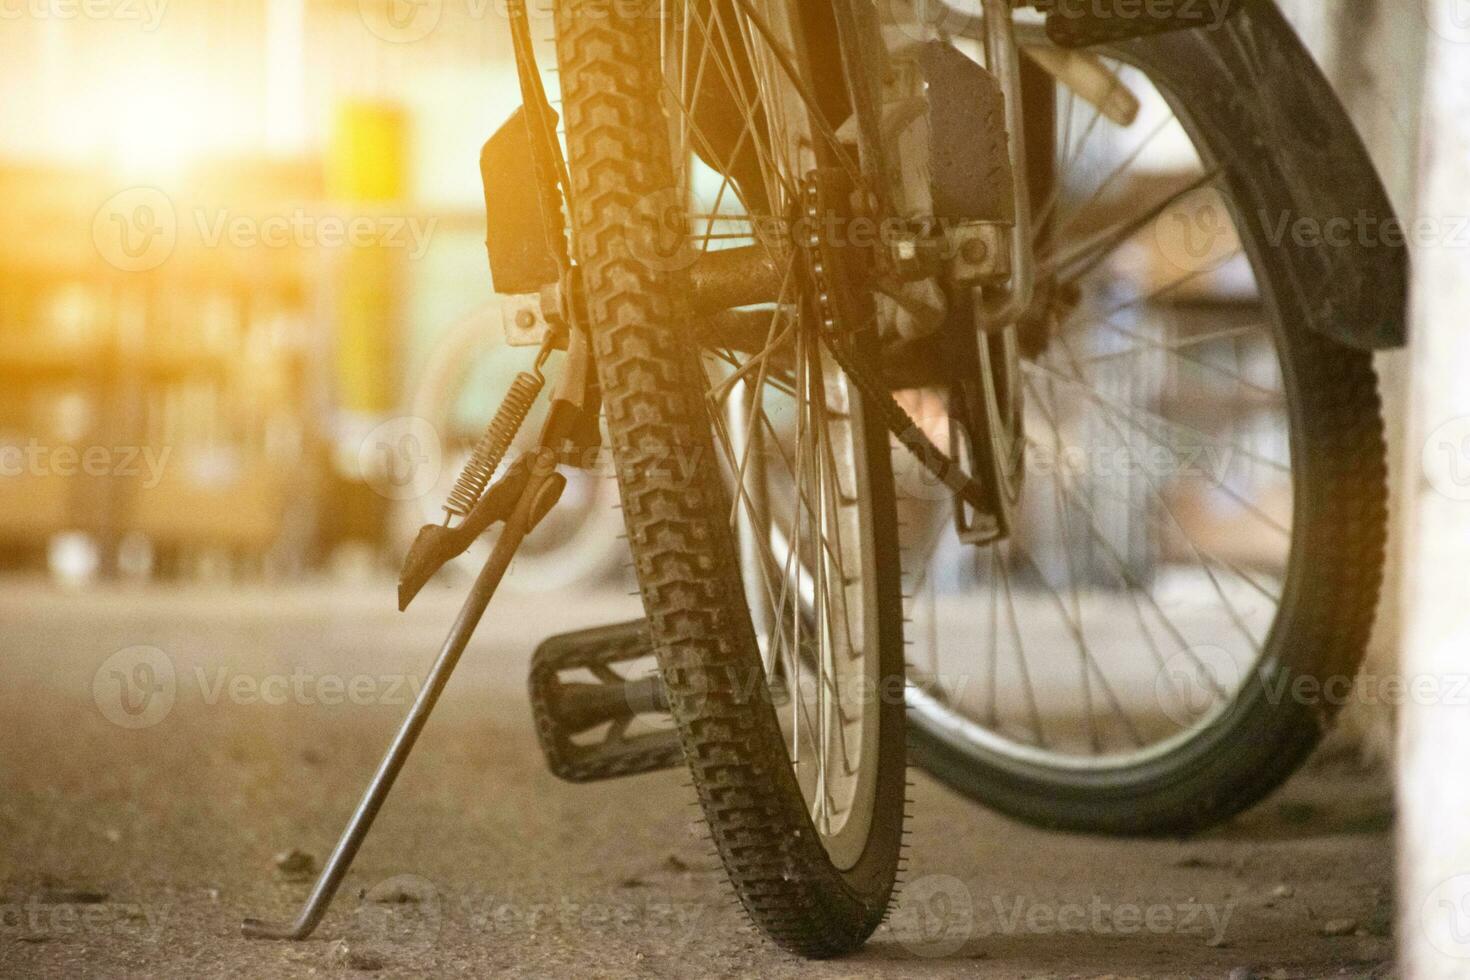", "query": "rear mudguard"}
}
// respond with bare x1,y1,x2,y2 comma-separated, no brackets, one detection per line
1114,0,1408,350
